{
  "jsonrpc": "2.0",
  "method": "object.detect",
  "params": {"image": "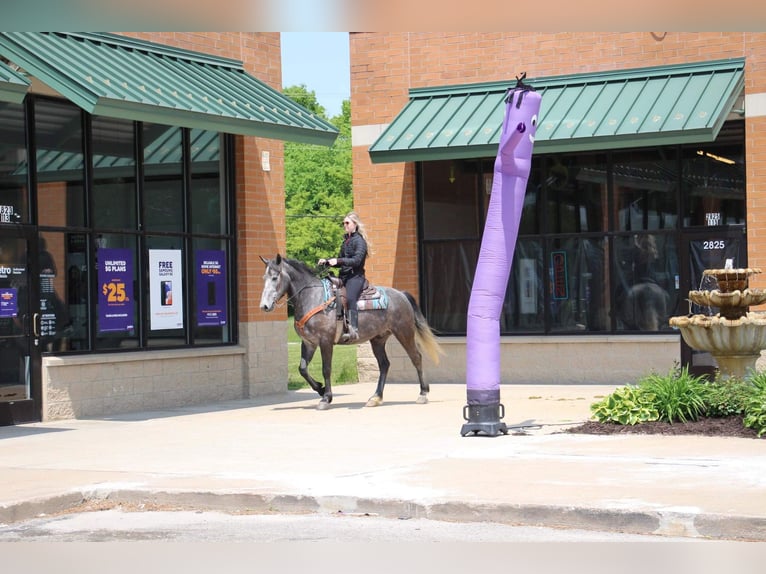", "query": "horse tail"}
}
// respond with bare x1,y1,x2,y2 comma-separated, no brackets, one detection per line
403,291,444,365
